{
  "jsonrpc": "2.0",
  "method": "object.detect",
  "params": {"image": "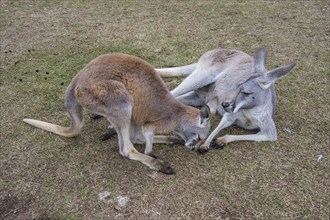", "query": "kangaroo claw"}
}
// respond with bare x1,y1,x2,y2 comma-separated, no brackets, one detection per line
210,139,225,149
159,164,176,175
197,147,209,154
